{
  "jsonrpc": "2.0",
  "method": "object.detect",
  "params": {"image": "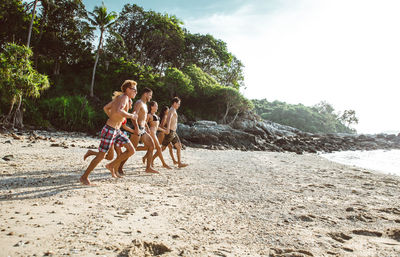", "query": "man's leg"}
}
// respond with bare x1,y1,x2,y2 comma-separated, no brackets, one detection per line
114,146,124,175
141,133,159,173
168,144,178,164
105,145,115,160
119,134,140,173
83,150,97,161
106,141,135,177
152,135,171,169
174,141,188,168
80,152,106,185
